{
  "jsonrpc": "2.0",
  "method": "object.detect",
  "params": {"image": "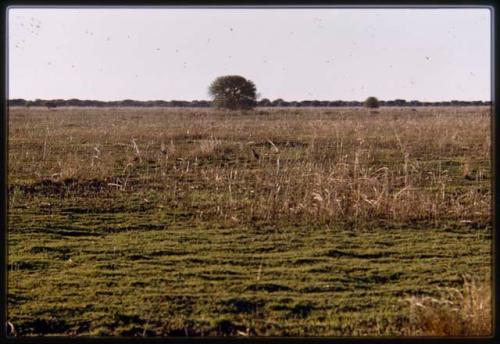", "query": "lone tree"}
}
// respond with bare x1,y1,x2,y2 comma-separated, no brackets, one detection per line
364,96,380,109
209,75,257,110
